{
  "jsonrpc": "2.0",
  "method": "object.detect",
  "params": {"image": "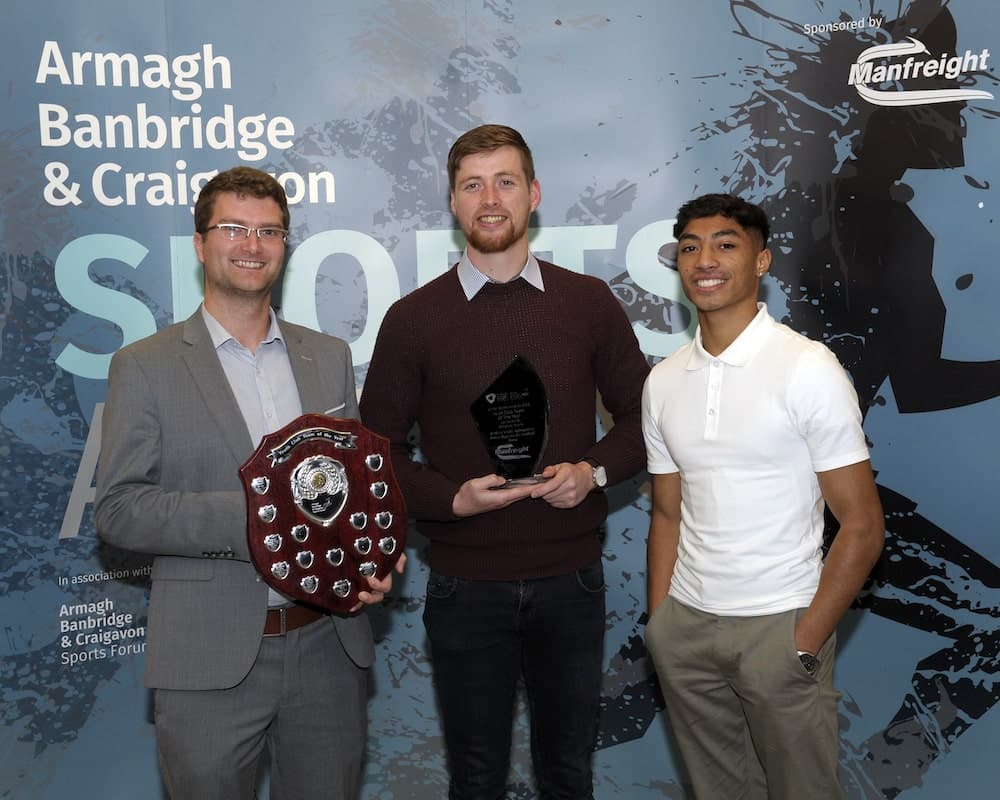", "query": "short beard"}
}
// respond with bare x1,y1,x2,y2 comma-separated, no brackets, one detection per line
465,220,526,255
